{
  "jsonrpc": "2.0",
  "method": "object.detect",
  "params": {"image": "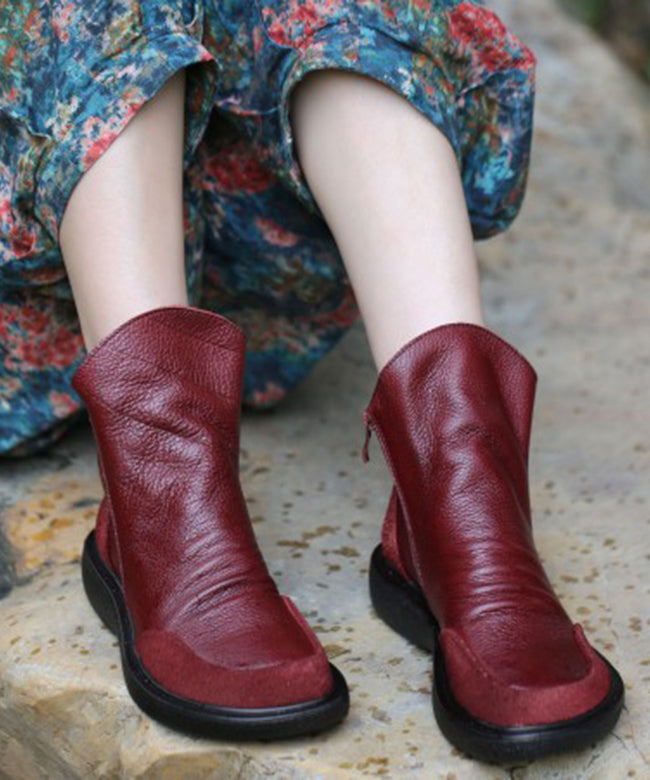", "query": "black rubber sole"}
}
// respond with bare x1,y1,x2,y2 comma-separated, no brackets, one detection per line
81,531,350,740
369,544,625,763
